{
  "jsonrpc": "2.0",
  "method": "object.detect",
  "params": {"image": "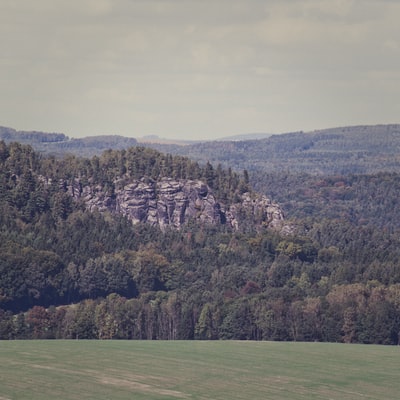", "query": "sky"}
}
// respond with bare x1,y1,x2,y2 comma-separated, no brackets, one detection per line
1,0,399,140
